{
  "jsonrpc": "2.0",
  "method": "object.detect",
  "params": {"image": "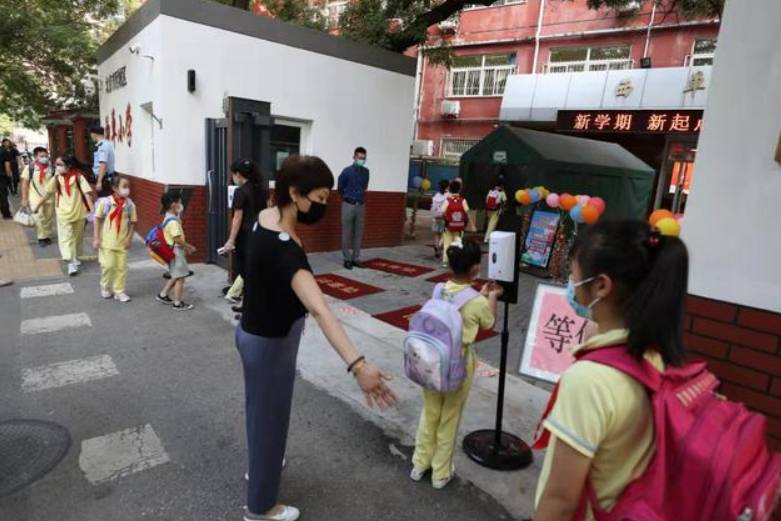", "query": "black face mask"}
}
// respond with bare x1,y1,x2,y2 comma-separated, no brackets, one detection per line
297,199,327,225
